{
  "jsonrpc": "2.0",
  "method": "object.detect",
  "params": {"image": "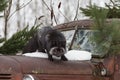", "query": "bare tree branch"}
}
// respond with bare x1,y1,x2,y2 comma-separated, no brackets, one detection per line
4,0,12,39
58,2,69,22
58,9,70,22
42,0,51,11
50,0,54,25
16,0,20,30
42,0,57,25
4,0,32,39
8,0,32,20
73,0,79,20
